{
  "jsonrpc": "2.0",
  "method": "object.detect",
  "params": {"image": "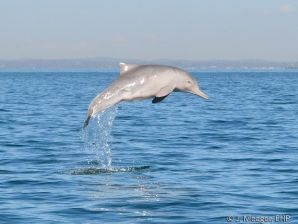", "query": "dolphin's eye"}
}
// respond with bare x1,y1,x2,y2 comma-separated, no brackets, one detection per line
187,80,192,84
